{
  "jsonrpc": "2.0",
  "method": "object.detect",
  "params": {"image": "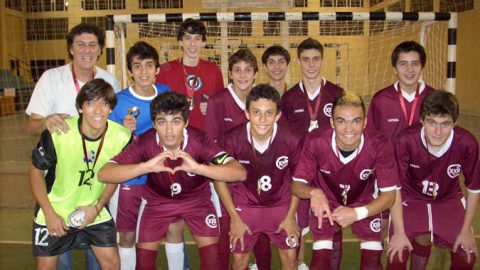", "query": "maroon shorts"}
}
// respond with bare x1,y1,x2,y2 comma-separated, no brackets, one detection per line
115,184,145,232
297,199,310,229
232,204,296,253
137,190,219,243
309,202,383,242
398,197,467,250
